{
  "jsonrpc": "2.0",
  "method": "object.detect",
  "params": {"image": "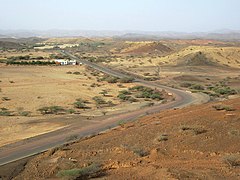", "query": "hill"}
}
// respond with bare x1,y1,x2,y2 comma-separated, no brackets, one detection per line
11,98,240,179
43,37,94,44
121,41,172,54
154,46,240,68
0,41,24,49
